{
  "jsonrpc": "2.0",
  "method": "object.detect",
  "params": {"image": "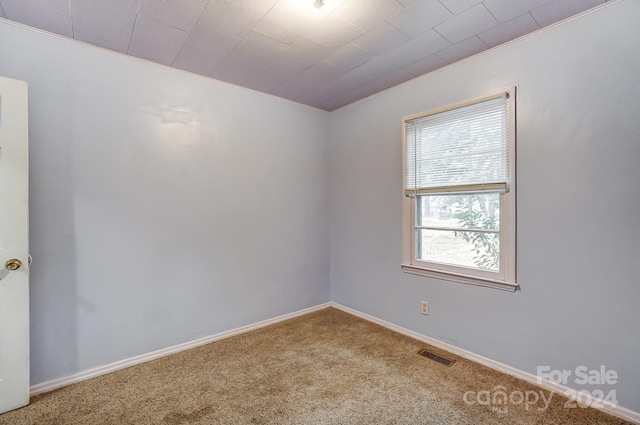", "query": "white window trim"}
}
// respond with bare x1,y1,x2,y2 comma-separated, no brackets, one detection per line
401,88,518,292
